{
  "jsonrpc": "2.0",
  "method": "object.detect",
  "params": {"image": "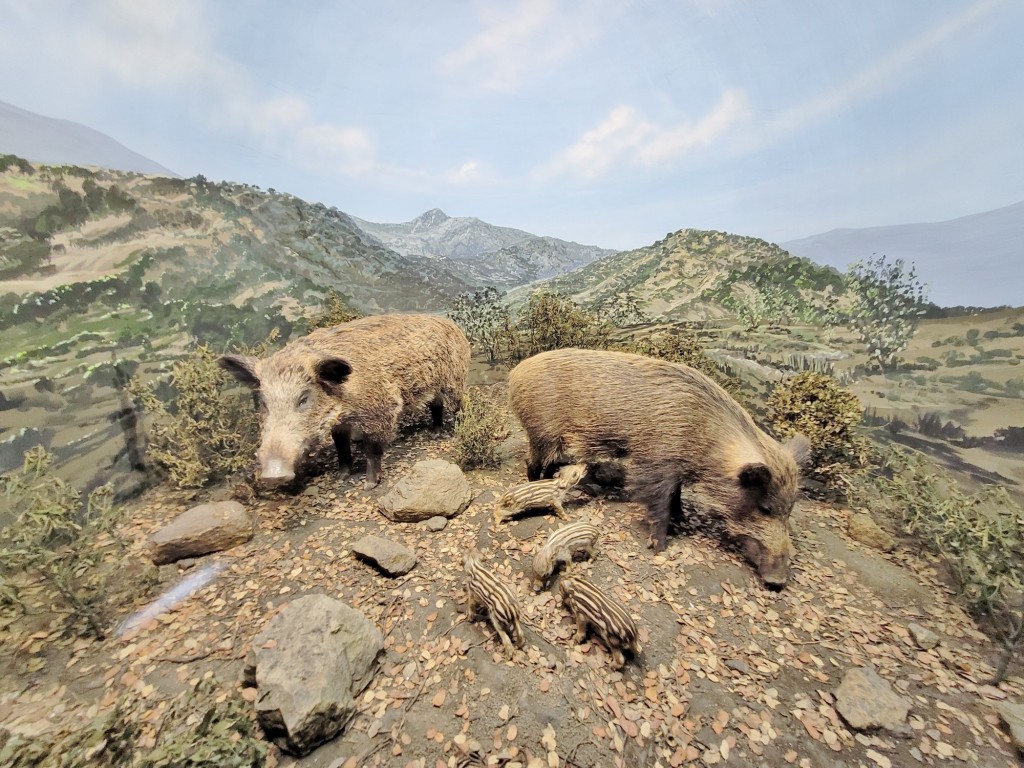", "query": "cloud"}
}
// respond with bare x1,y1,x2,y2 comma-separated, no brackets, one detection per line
751,0,1008,149
546,90,749,179
440,0,612,92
